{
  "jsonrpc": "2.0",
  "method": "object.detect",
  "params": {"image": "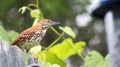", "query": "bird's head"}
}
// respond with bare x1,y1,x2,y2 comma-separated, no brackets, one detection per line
37,19,60,29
